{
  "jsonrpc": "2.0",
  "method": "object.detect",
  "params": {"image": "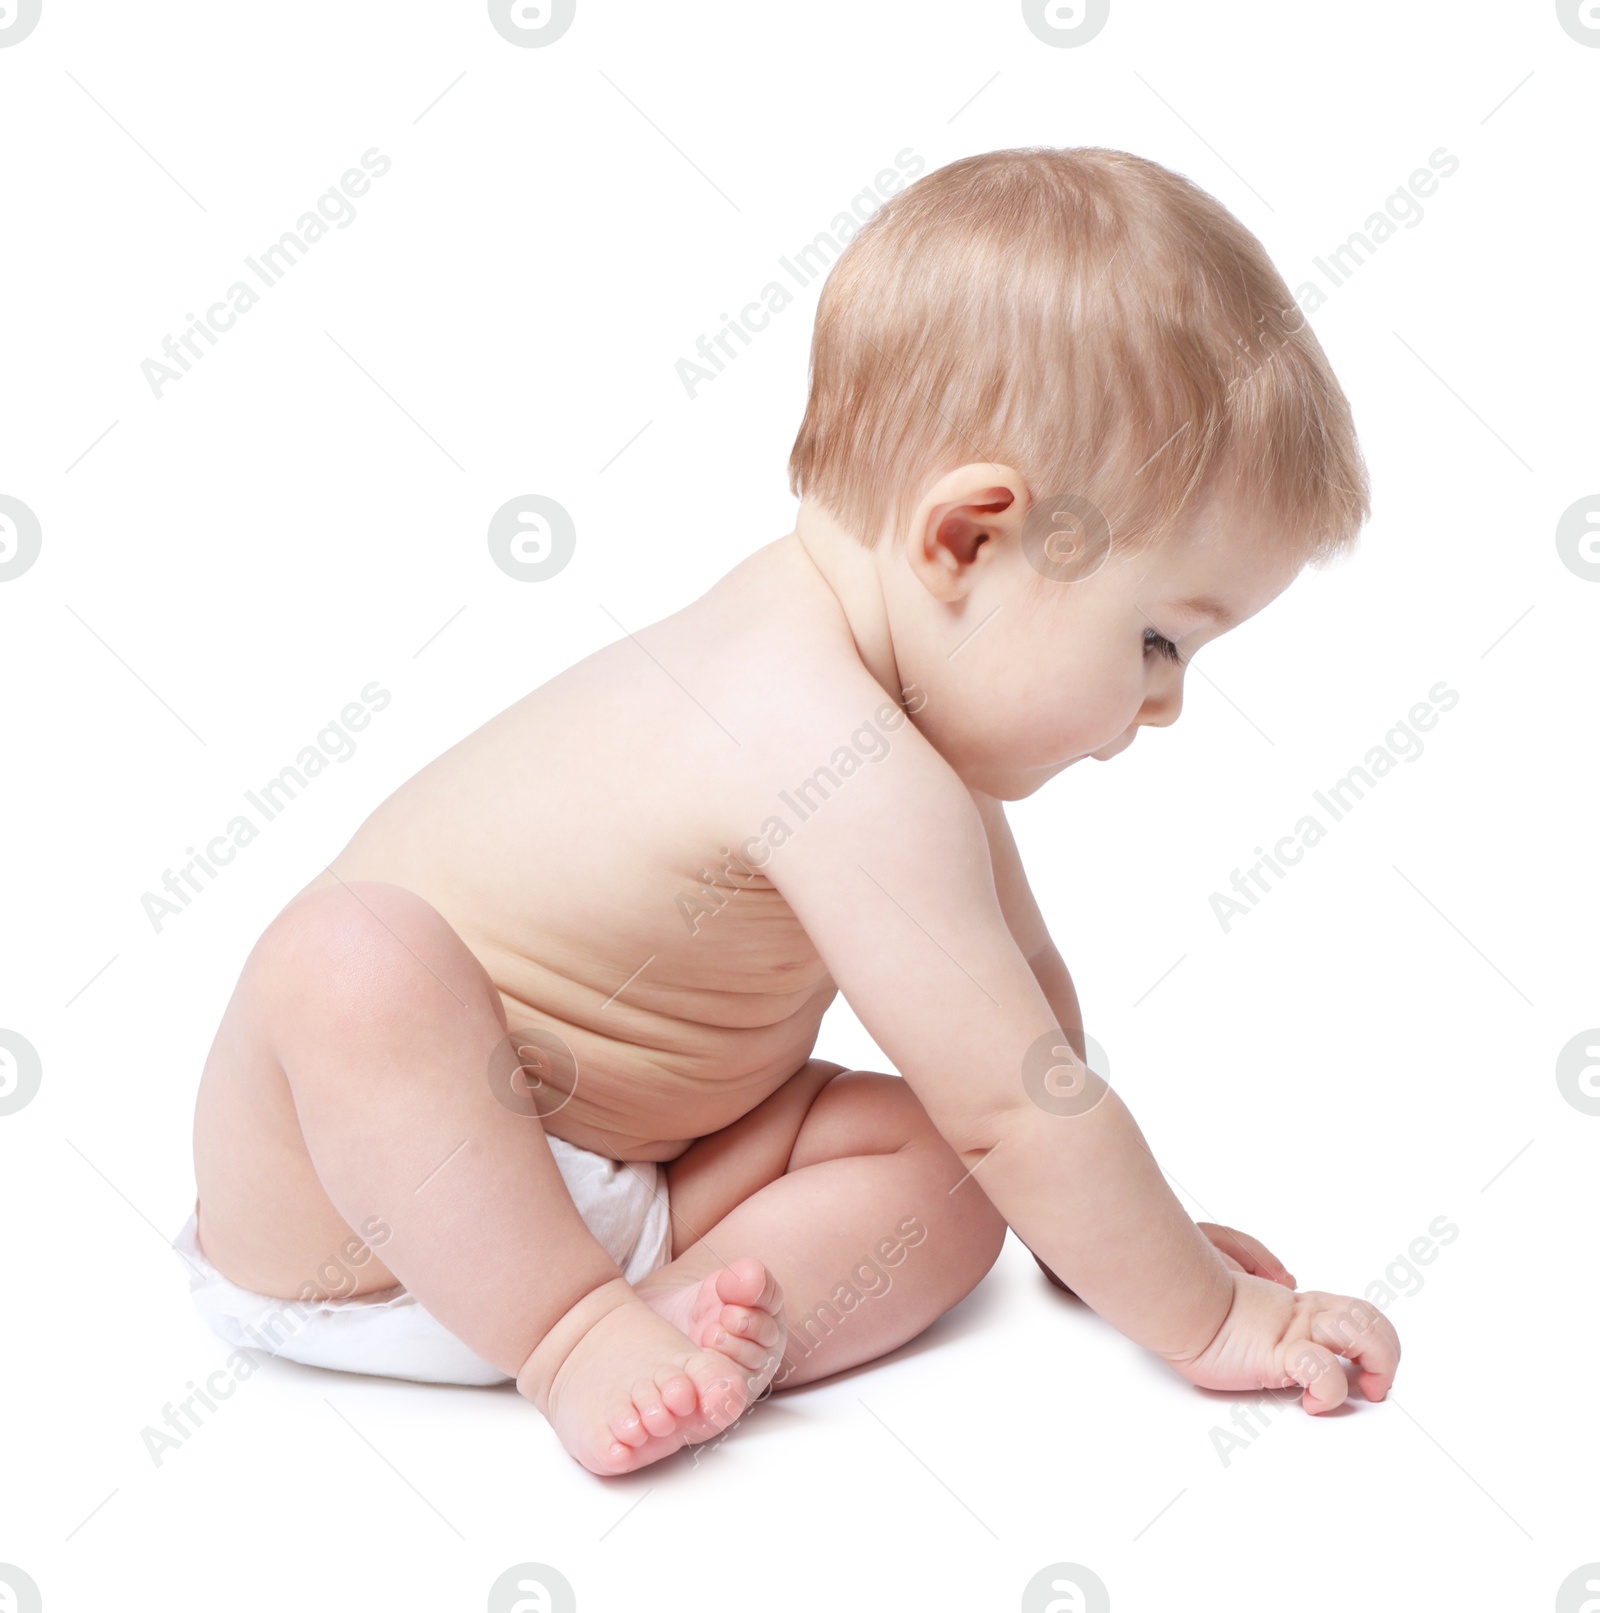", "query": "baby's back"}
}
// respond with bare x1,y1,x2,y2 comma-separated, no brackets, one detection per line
296,535,885,1160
